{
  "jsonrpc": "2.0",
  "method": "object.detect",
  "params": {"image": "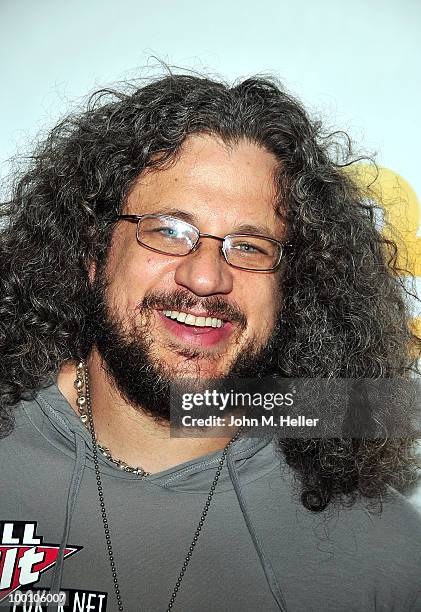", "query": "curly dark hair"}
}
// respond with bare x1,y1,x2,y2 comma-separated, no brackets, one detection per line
1,71,420,512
